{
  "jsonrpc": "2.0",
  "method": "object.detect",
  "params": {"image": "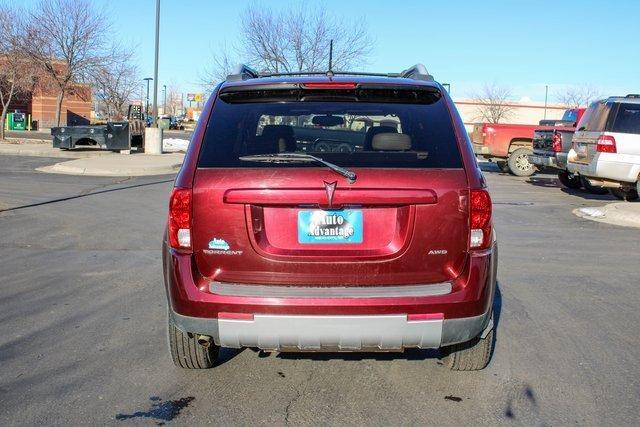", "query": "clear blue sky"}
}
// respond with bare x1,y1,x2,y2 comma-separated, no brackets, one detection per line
19,0,640,102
